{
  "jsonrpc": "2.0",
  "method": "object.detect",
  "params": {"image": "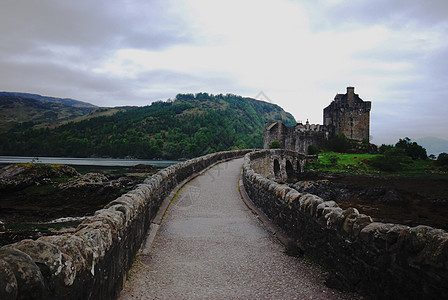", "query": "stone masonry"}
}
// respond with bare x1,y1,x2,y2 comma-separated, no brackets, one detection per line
264,87,371,153
242,150,448,300
0,150,251,300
